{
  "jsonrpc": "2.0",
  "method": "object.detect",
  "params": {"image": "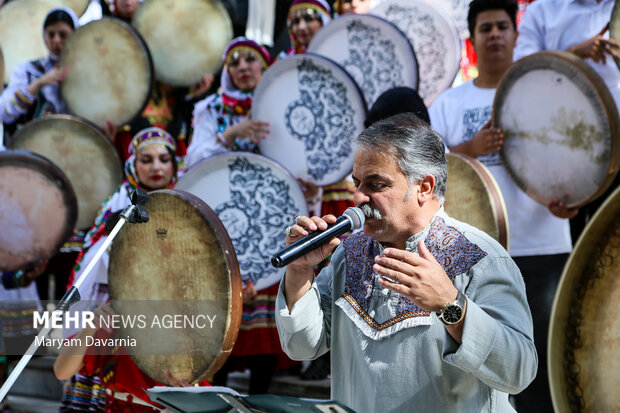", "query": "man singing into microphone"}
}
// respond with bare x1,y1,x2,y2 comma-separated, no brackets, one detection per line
274,113,537,413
